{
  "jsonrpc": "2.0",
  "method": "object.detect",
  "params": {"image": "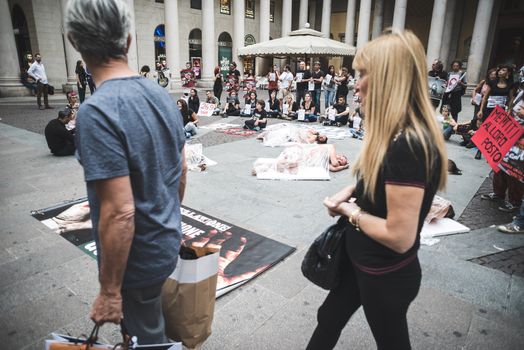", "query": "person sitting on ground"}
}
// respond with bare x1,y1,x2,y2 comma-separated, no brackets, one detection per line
266,90,281,118
221,91,241,117
282,94,299,120
177,99,198,138
241,91,257,117
440,105,457,140
188,88,200,114
67,91,80,111
44,108,76,156
323,96,351,126
299,92,317,122
244,99,267,131
349,109,364,140
205,90,221,115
